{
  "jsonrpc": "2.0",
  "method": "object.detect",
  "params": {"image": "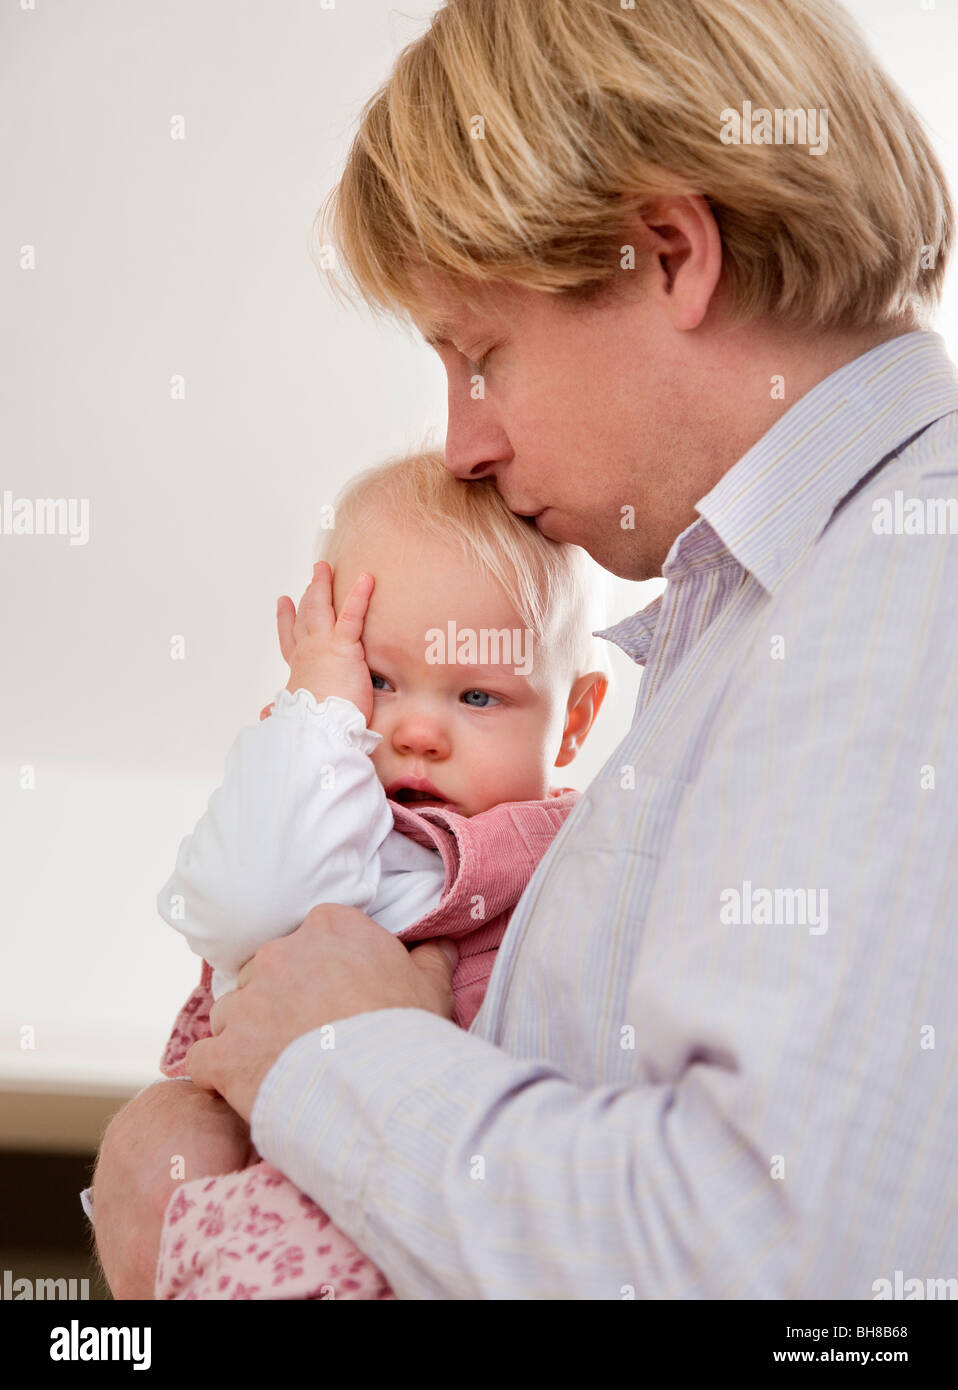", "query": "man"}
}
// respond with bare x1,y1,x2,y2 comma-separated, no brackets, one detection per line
93,0,958,1298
